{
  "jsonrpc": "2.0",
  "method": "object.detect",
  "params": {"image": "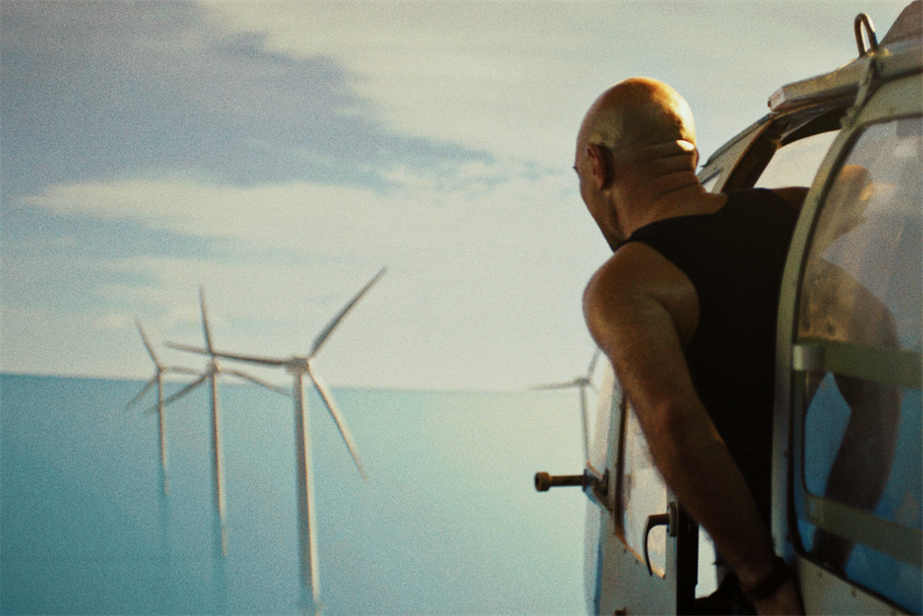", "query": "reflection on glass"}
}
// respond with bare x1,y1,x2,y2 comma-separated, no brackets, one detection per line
590,360,615,475
584,360,615,614
804,375,921,520
800,120,922,353
796,117,922,610
618,399,668,577
756,130,839,190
